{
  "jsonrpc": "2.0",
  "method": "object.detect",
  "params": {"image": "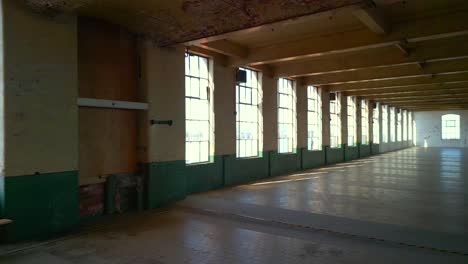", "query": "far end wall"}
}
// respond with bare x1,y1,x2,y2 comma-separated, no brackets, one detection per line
415,110,468,148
